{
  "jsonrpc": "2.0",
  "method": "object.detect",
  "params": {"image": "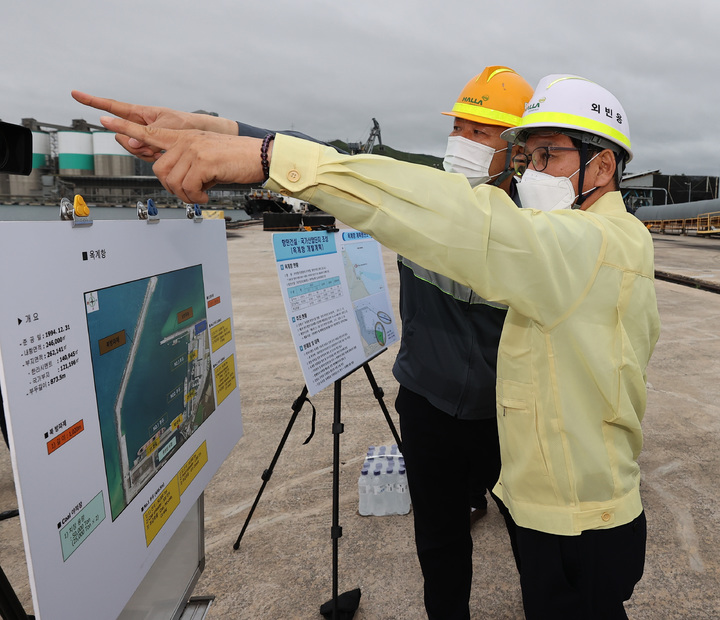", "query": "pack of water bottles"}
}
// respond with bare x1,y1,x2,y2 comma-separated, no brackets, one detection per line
357,444,411,516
